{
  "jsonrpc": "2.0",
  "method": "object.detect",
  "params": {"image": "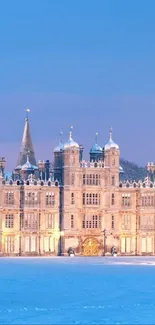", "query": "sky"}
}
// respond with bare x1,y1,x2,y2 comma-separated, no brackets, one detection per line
0,0,155,170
